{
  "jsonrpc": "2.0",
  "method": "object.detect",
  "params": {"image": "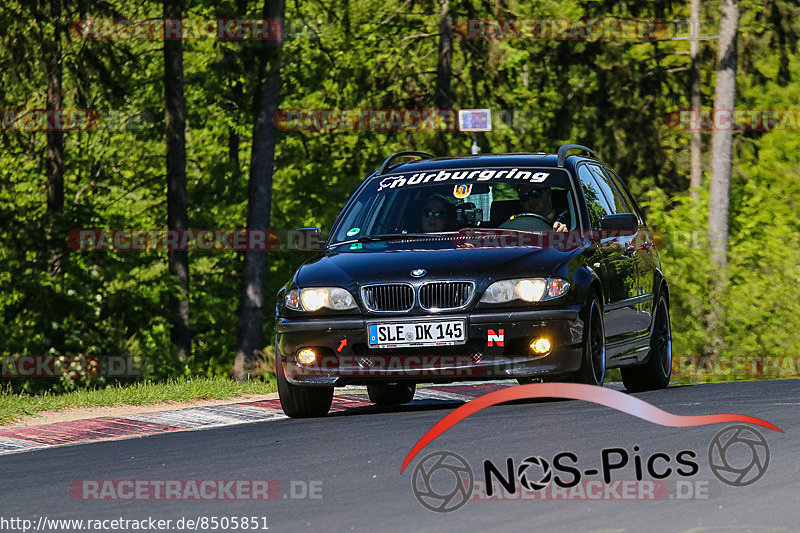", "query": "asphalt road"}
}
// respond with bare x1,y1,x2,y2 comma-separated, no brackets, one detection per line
2,379,799,533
